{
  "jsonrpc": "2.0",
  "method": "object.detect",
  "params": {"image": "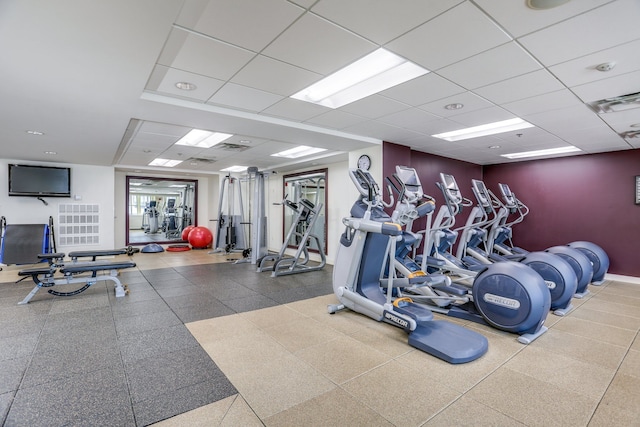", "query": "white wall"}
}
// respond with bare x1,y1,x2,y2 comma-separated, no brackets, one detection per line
0,159,115,254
